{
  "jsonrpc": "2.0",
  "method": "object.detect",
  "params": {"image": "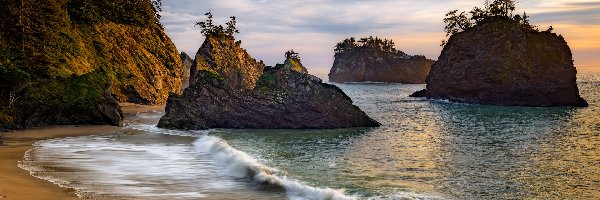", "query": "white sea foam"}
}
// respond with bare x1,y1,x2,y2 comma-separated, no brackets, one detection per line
193,135,355,200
